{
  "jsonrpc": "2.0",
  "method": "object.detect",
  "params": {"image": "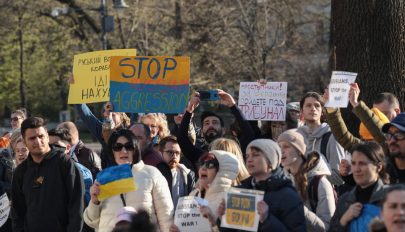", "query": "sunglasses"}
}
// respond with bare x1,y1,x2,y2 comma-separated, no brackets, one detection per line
199,159,219,169
11,117,22,122
385,132,405,141
112,142,135,152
